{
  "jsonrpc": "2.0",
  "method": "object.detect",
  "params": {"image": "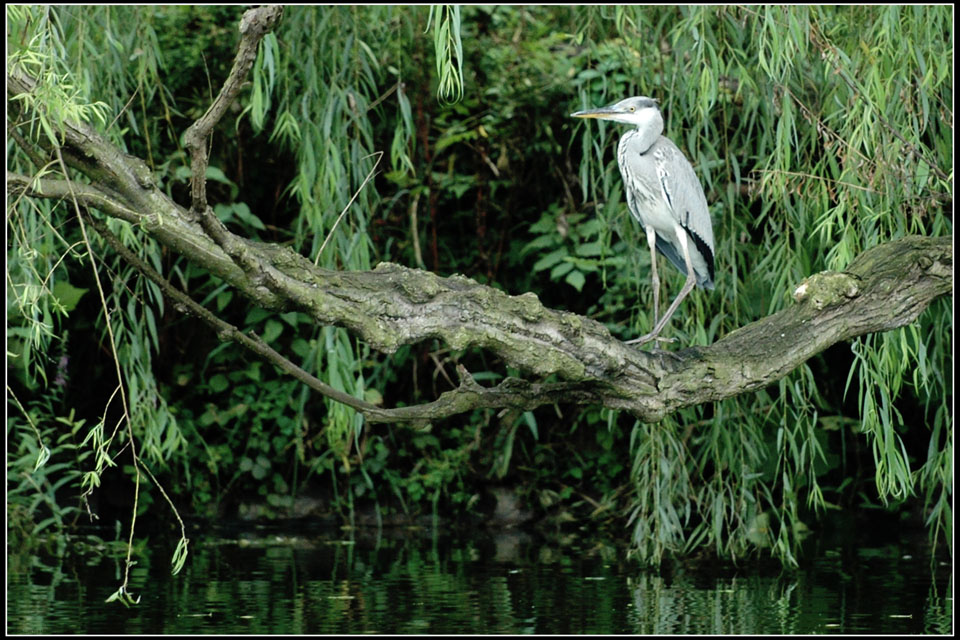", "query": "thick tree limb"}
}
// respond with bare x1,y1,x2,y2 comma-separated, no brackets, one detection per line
7,8,952,425
9,157,952,422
